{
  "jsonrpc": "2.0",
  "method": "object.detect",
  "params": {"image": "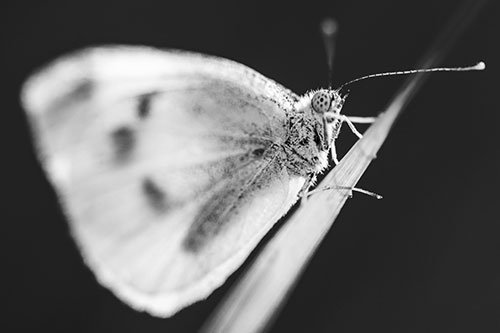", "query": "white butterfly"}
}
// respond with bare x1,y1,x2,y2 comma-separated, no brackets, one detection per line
21,45,375,317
